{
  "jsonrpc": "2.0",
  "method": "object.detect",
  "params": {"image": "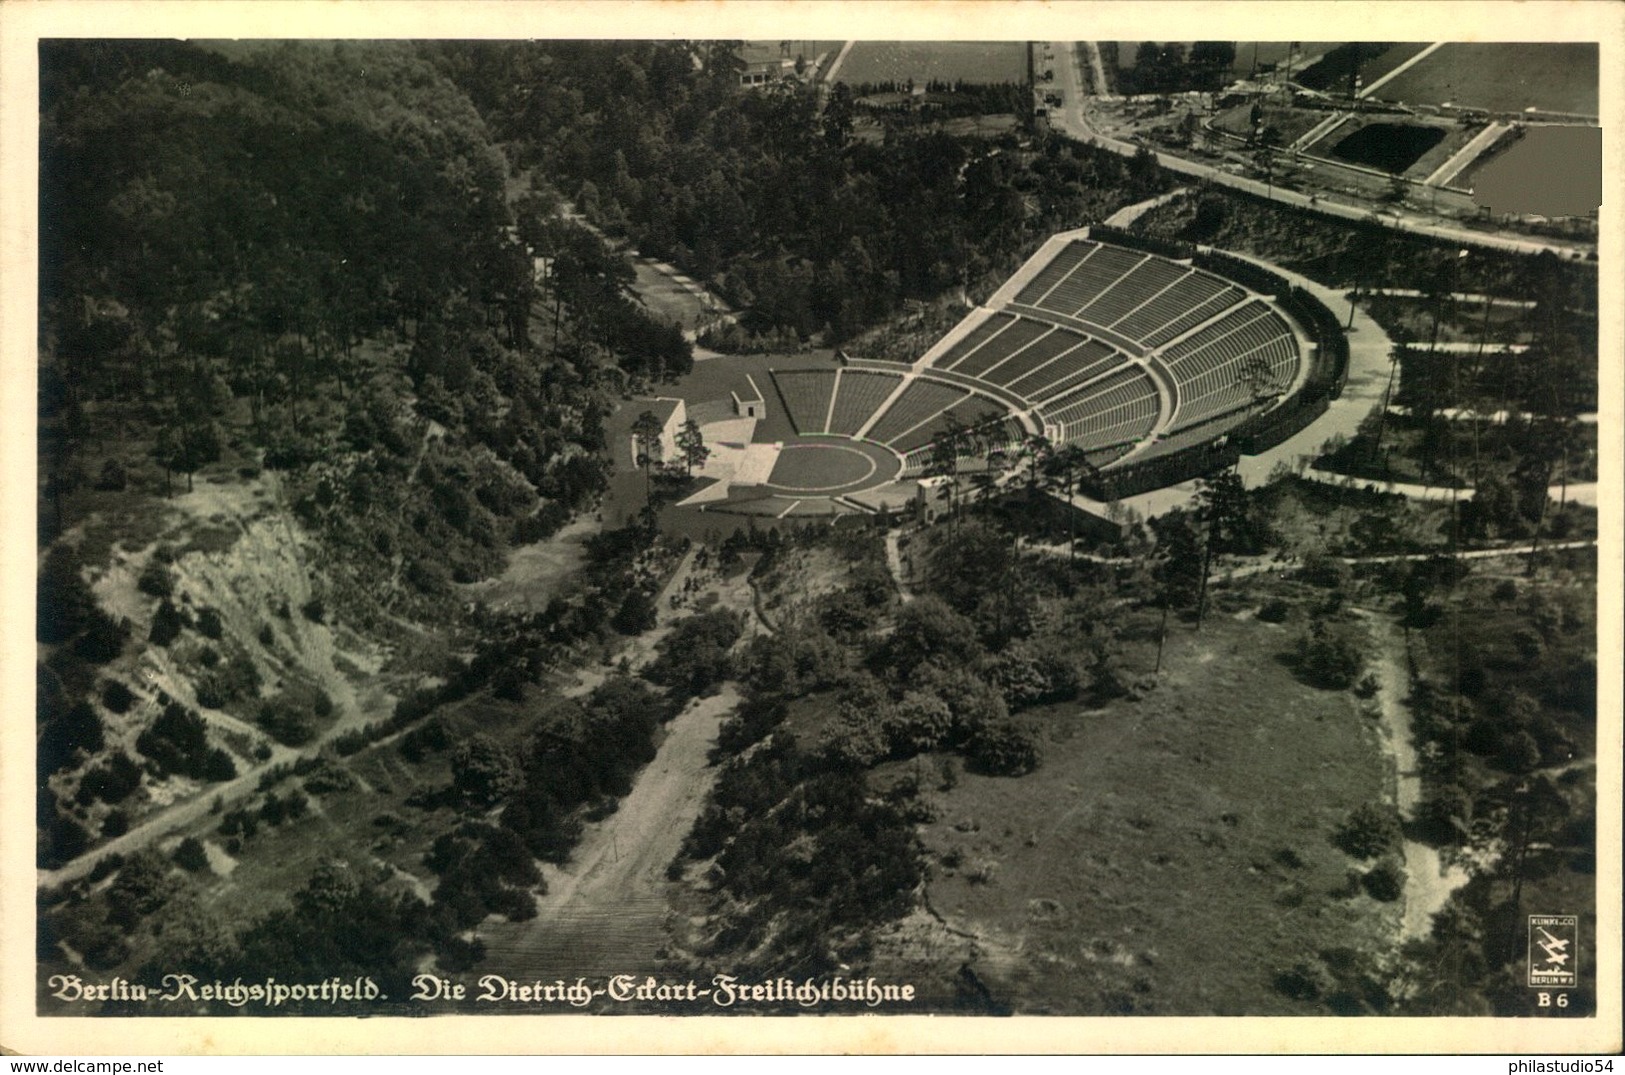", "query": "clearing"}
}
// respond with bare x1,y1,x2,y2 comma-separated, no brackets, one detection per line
874,607,1396,1014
